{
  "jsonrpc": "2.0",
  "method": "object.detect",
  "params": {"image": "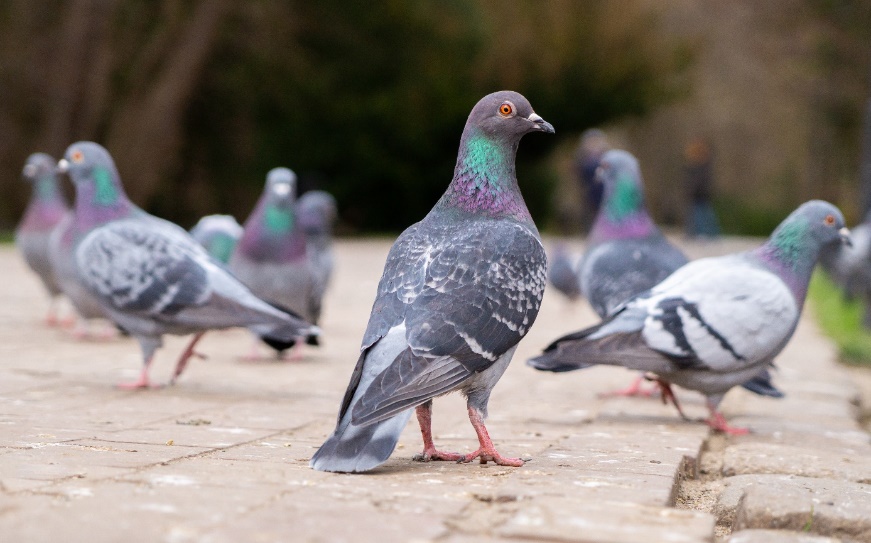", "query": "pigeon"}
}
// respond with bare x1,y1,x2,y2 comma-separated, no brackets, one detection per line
189,214,243,264
297,190,339,326
528,200,850,434
230,168,319,355
311,91,554,473
58,142,319,388
819,211,871,327
547,244,581,301
580,149,689,397
15,153,70,324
